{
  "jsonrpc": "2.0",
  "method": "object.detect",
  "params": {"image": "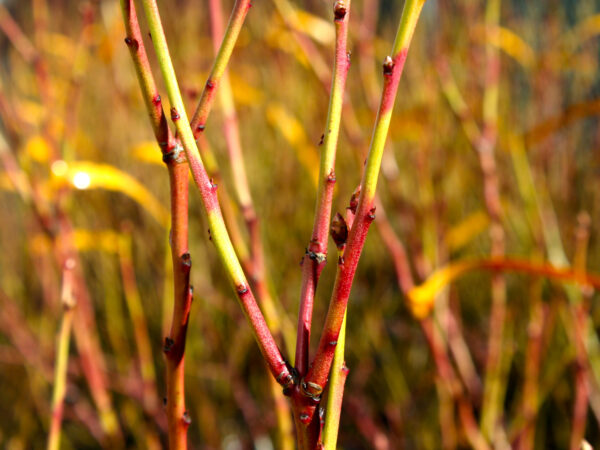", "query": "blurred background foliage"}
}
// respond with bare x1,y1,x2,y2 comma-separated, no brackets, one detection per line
1,0,600,448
